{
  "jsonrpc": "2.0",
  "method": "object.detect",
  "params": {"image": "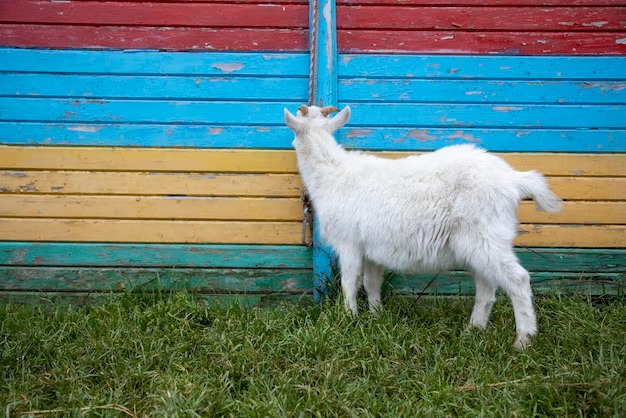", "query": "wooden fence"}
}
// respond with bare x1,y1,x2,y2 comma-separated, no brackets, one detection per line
0,0,624,303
